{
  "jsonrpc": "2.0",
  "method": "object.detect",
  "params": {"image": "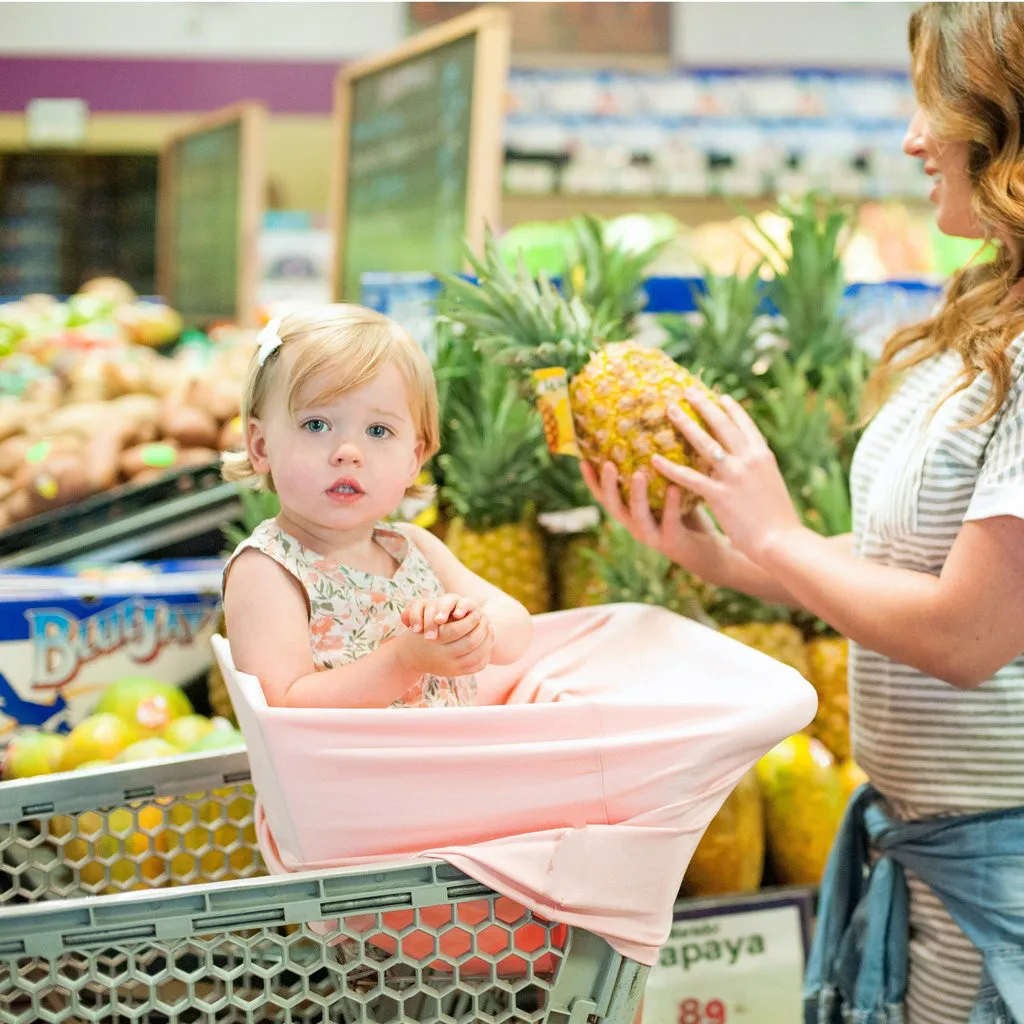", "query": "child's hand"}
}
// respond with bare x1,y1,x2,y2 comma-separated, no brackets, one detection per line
402,594,480,640
396,611,493,678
